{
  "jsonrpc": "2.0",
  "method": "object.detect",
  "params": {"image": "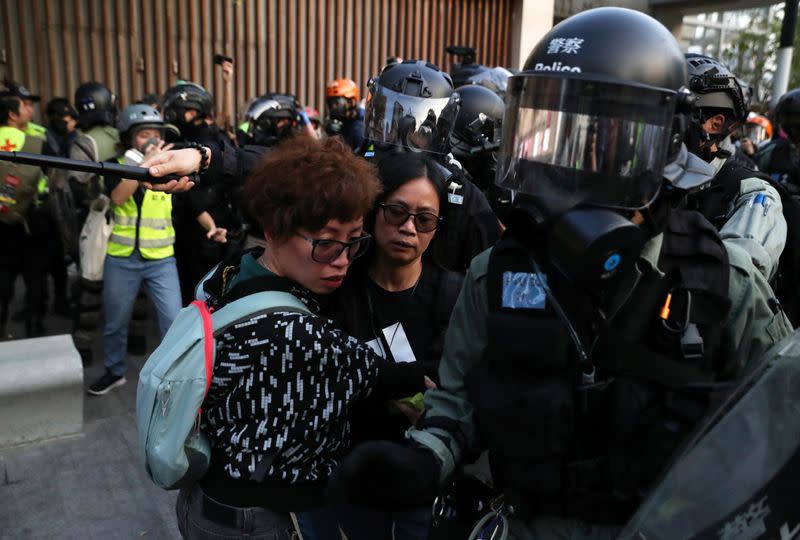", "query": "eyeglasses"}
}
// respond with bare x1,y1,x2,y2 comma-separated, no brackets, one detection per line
378,204,442,233
297,233,372,263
